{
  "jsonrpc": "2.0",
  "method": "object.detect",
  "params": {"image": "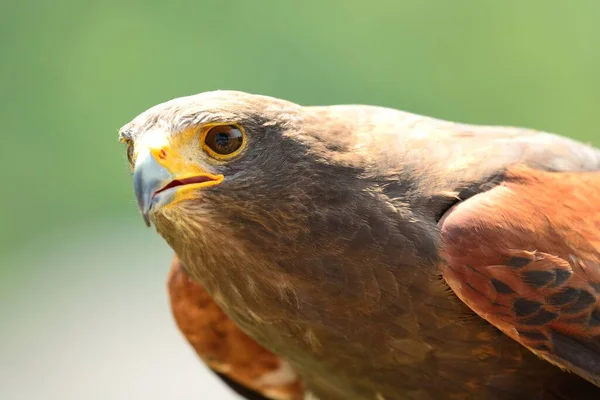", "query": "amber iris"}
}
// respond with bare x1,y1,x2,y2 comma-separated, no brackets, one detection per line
203,125,244,157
